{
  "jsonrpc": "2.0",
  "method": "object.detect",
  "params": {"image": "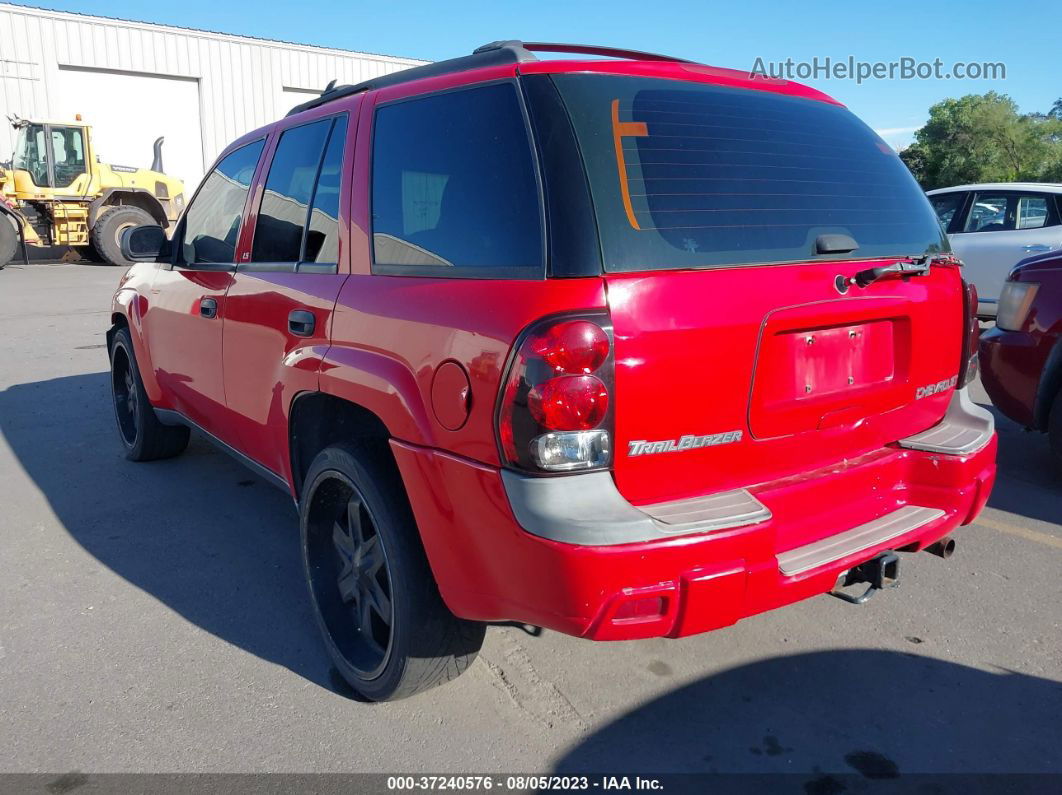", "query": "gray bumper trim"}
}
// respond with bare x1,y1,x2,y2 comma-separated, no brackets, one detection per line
778,504,945,576
898,387,995,456
501,470,771,546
